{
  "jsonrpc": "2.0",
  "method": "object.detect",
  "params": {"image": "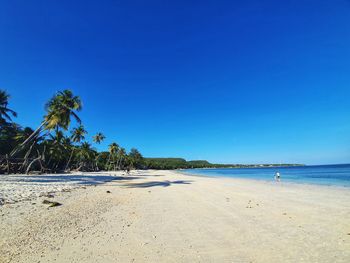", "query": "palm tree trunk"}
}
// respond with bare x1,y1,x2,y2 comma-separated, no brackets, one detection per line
95,153,101,171
10,121,46,157
26,153,42,174
21,140,37,172
107,153,112,171
5,154,10,174
65,148,75,171
116,155,121,170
